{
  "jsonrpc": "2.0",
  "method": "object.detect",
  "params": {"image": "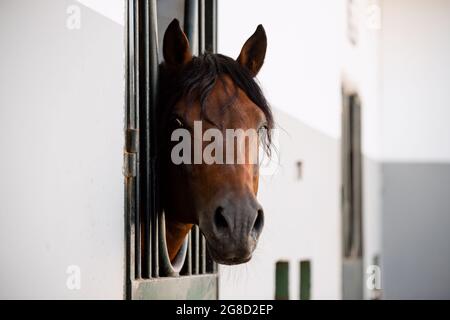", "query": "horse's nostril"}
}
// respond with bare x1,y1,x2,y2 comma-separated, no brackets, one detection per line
214,206,228,231
252,209,264,235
